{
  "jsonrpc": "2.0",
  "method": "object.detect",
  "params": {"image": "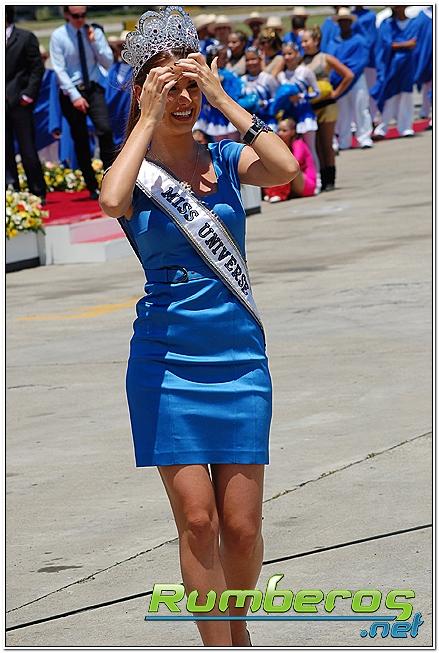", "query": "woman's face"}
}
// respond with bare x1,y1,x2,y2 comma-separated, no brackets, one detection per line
134,59,202,134
245,52,262,75
301,31,318,54
277,120,296,144
283,45,299,67
228,33,245,57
